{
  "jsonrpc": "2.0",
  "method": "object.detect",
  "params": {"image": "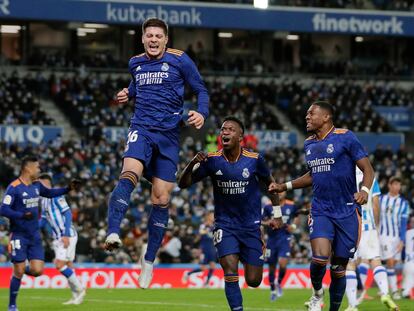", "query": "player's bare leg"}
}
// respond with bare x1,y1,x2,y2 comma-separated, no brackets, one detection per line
138,177,174,289
220,254,243,311
25,259,44,277
244,263,263,288
106,158,143,251
306,238,331,311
